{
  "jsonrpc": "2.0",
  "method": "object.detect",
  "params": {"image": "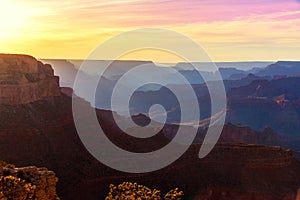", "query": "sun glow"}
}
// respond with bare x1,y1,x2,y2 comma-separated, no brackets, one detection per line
0,0,299,61
0,0,30,39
